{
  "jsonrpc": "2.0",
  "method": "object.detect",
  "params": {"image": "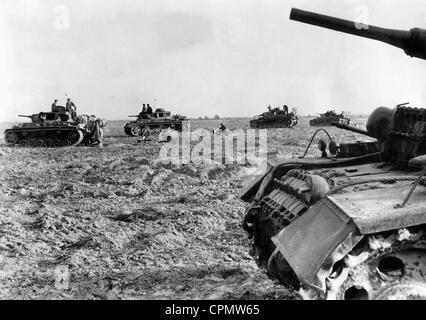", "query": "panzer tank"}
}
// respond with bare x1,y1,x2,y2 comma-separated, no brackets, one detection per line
240,8,426,300
309,110,350,127
250,106,299,129
4,107,101,147
124,104,191,140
